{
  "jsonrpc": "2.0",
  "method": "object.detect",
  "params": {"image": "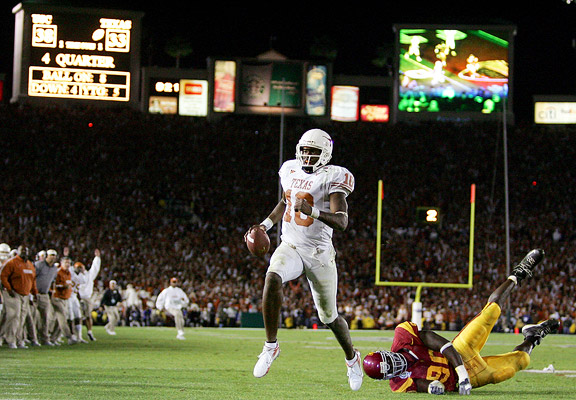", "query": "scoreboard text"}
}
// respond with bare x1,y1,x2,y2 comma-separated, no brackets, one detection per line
29,13,131,101
12,3,142,105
